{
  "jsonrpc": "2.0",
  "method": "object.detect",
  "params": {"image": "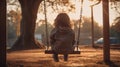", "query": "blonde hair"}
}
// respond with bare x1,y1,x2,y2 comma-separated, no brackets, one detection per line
54,13,71,28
